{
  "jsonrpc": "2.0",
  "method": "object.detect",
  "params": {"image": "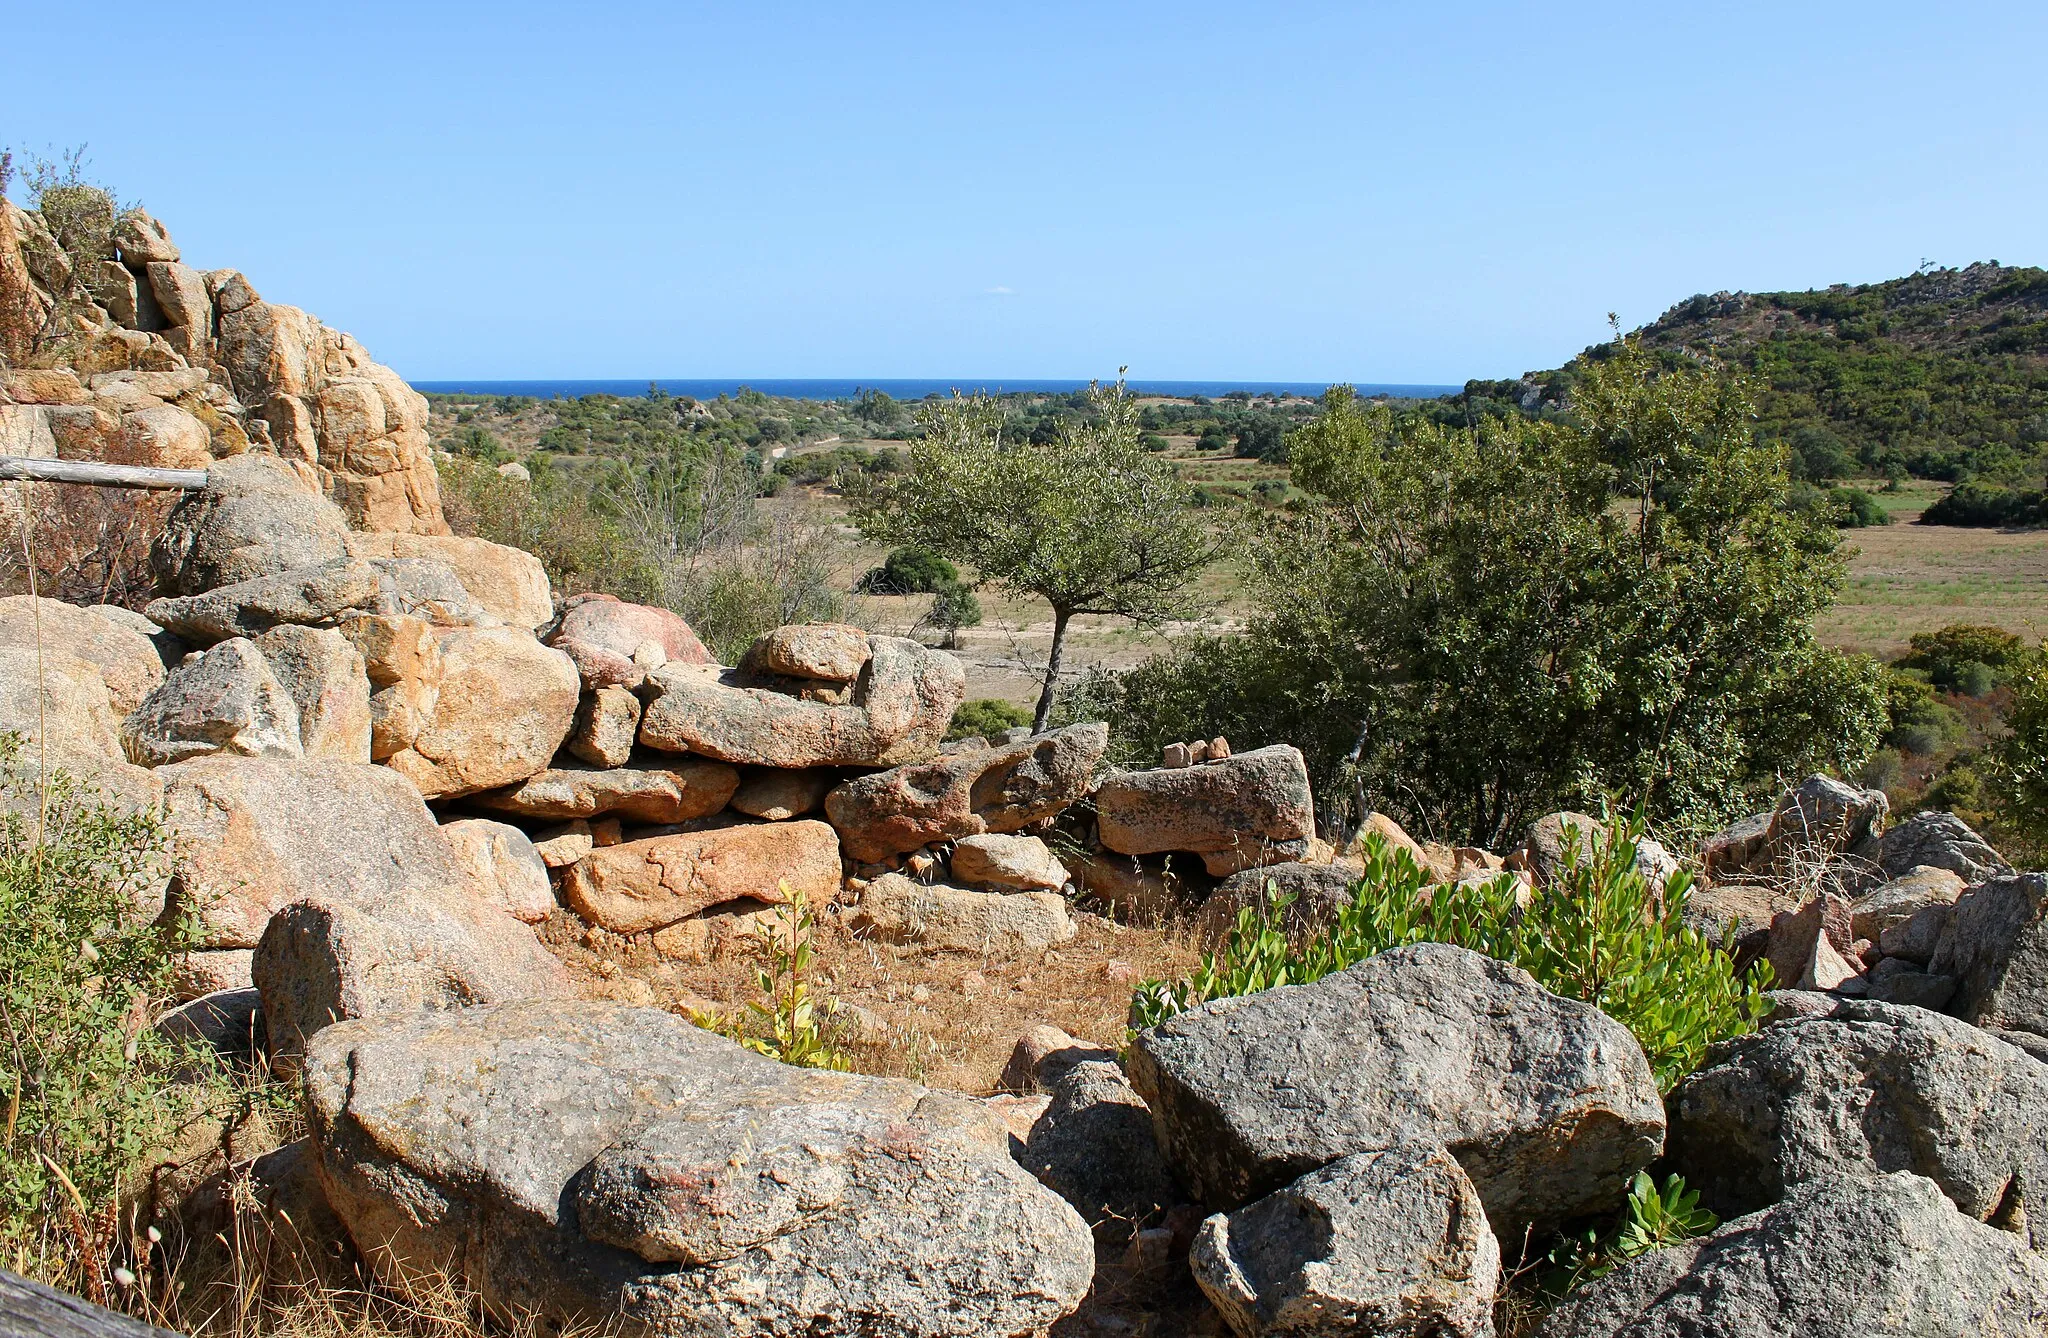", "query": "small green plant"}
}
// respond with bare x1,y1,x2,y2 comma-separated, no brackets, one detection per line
696,882,851,1071
945,697,1032,743
1541,1171,1718,1295
1130,815,1772,1090
0,739,189,1295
